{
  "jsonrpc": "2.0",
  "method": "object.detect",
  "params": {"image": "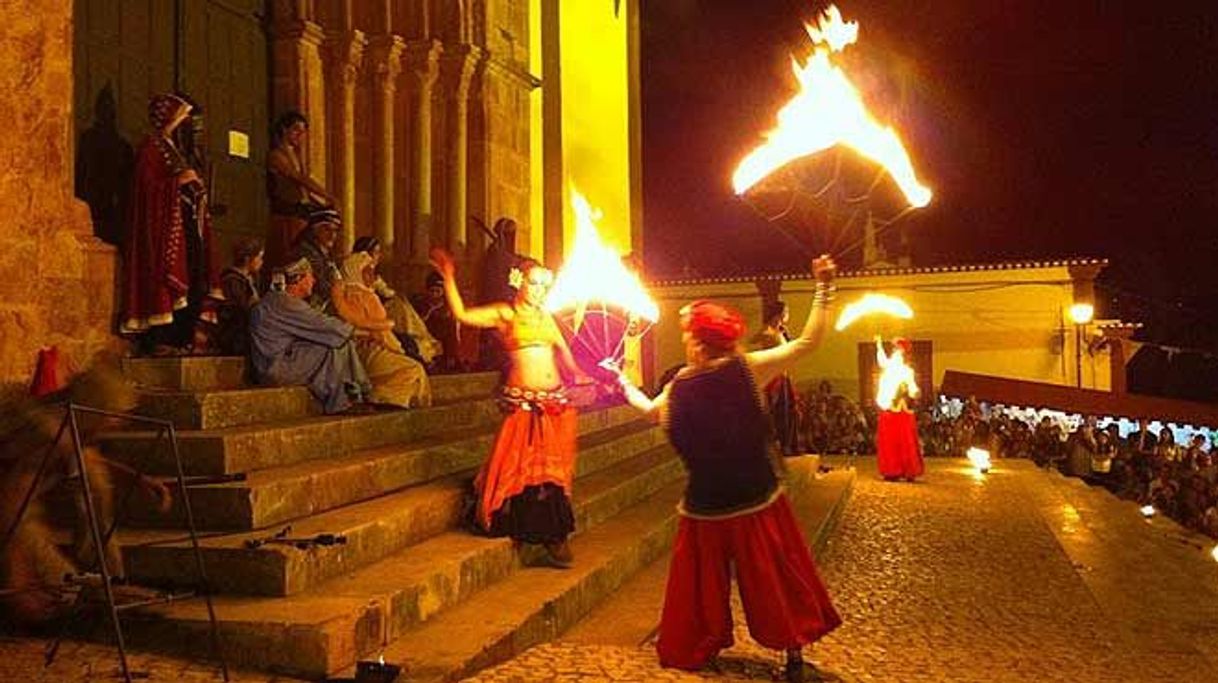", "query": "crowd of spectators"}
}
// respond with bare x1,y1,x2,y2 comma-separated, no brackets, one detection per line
789,382,1218,540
